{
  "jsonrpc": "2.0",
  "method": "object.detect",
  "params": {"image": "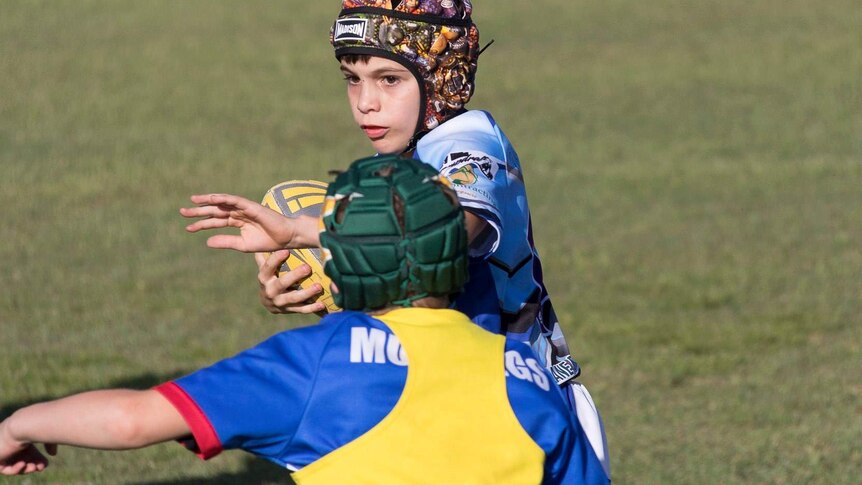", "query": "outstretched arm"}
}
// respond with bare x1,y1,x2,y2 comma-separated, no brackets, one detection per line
180,193,320,252
0,389,189,476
